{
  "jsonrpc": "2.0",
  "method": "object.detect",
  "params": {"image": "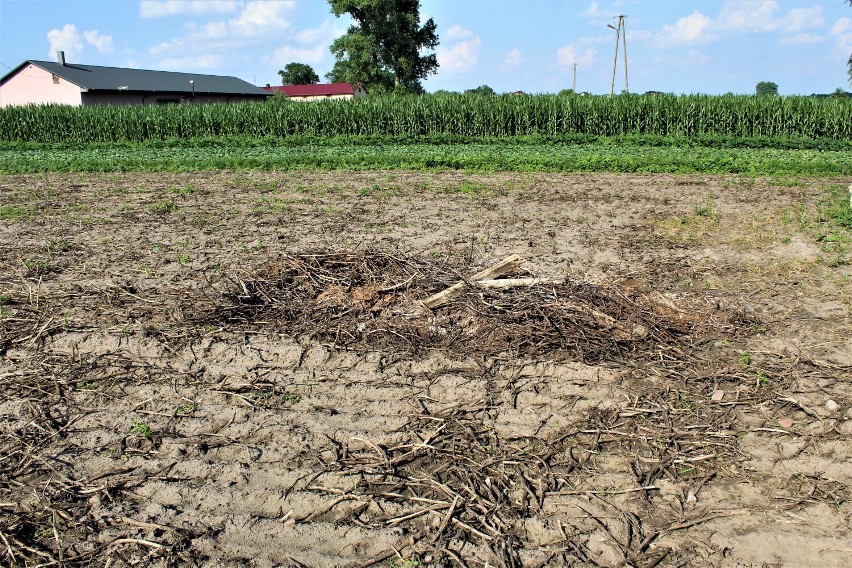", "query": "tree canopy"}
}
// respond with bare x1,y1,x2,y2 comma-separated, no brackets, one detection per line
278,63,320,86
756,81,779,96
326,0,438,94
465,85,496,96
